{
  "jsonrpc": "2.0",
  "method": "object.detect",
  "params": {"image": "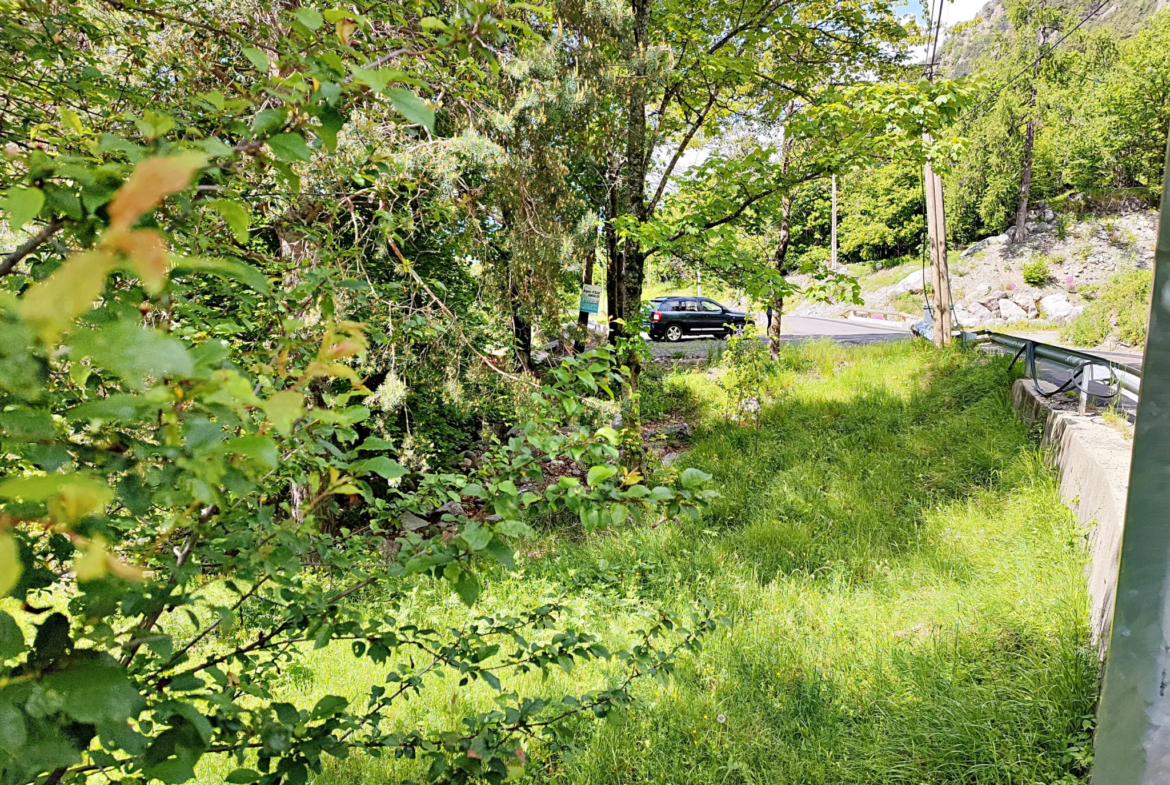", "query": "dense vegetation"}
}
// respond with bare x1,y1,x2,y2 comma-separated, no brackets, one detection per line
0,0,1154,782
